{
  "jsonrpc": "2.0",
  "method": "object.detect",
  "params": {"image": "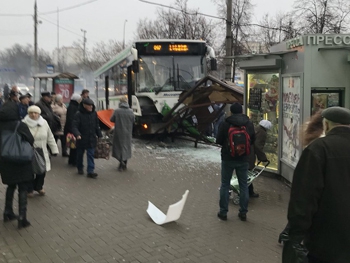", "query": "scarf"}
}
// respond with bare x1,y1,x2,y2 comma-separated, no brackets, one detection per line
23,115,45,128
